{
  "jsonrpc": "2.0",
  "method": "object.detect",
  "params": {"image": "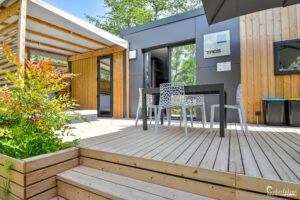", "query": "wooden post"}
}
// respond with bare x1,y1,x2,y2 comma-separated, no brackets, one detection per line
26,47,31,60
17,0,27,69
126,49,130,118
